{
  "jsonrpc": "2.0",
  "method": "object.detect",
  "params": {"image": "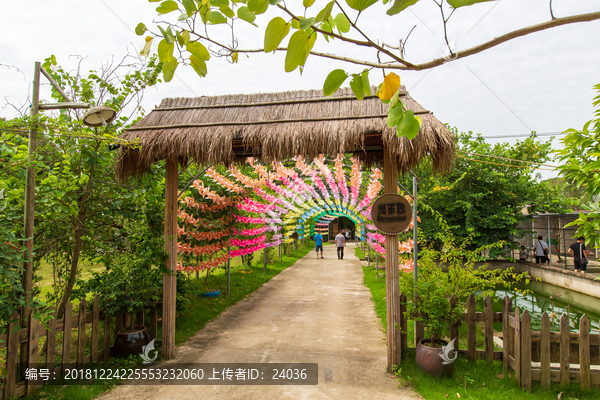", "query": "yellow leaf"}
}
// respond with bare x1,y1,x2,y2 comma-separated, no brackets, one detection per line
232,52,239,63
378,72,401,101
